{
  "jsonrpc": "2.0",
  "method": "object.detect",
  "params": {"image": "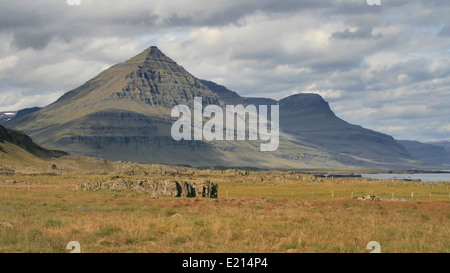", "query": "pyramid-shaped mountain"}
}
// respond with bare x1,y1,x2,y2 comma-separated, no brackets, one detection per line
54,46,222,110
9,46,422,169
